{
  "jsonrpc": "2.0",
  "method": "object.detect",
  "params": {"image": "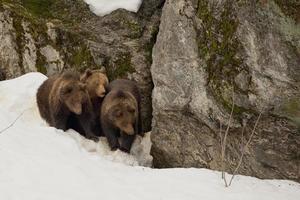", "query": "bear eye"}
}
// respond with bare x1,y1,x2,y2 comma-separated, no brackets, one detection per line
128,107,135,113
63,87,73,94
114,110,123,118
